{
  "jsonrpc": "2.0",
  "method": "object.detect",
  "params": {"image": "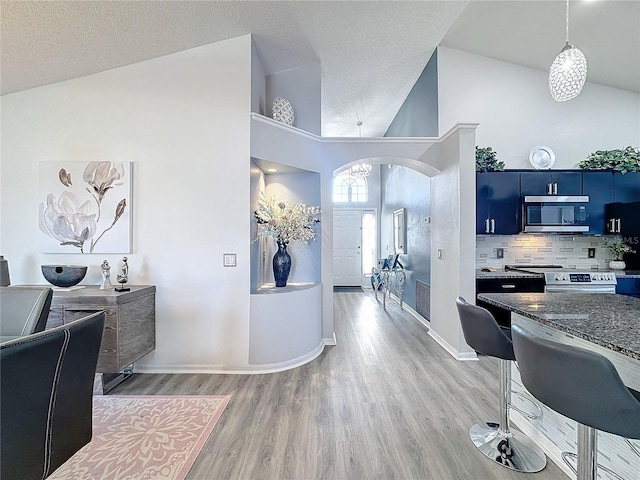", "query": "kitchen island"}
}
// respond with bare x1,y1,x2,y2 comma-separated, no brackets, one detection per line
478,293,640,480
